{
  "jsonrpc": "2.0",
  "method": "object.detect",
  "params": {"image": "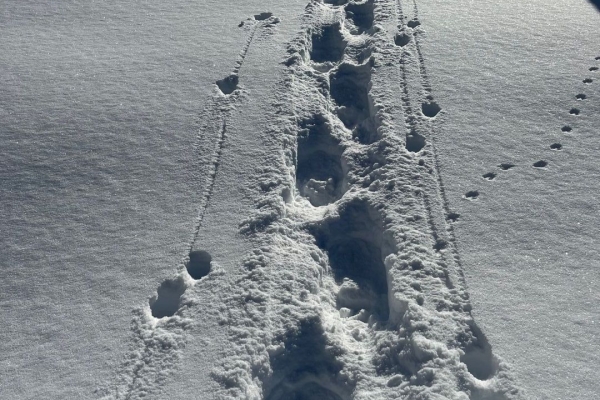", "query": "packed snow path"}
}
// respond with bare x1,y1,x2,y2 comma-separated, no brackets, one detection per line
99,1,524,399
